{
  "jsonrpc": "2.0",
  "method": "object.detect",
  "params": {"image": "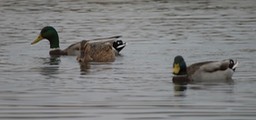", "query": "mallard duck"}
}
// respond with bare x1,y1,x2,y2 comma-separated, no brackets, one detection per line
31,26,126,56
77,40,115,63
172,55,238,82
